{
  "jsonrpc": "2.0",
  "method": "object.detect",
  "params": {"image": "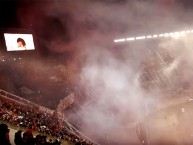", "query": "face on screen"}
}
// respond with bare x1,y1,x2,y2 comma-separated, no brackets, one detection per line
17,38,26,48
